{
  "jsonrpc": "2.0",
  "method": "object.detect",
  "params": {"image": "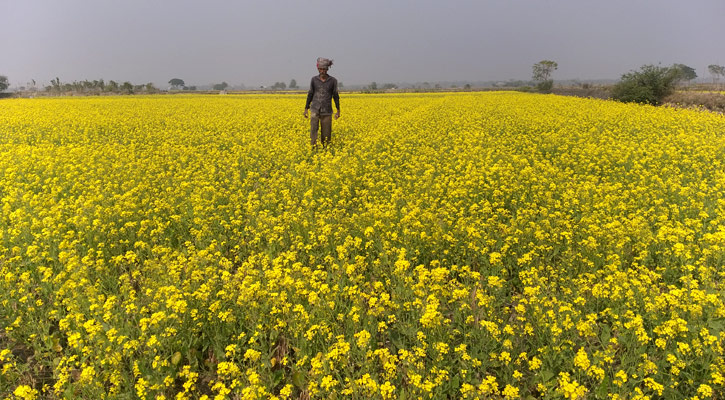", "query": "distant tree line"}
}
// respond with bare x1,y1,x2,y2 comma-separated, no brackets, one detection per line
3,76,159,95
362,82,398,92
3,62,724,100
266,79,300,90
36,77,159,95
